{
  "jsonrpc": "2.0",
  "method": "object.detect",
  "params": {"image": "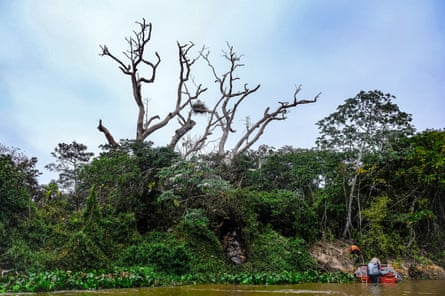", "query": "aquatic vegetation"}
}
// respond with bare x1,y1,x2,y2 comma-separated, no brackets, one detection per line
0,267,354,293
